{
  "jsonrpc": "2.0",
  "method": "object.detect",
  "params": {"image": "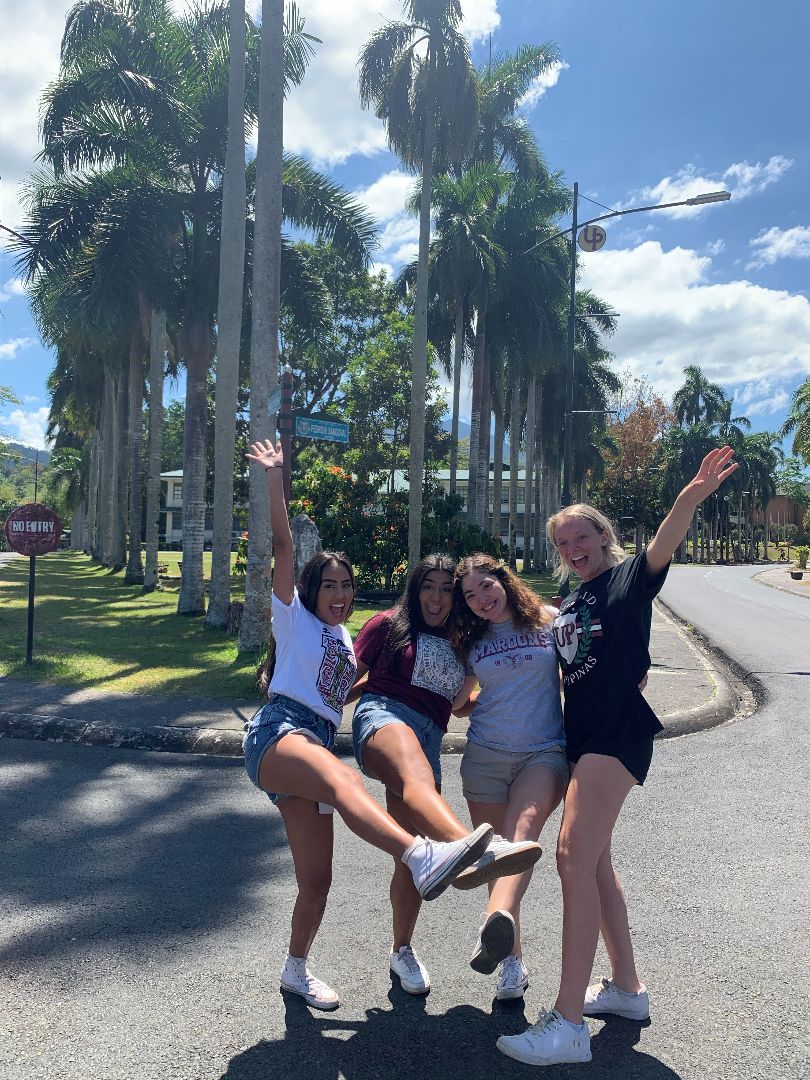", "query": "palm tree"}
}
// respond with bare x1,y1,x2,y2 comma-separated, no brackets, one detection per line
359,0,479,568
672,364,726,428
206,0,248,629
780,376,810,464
